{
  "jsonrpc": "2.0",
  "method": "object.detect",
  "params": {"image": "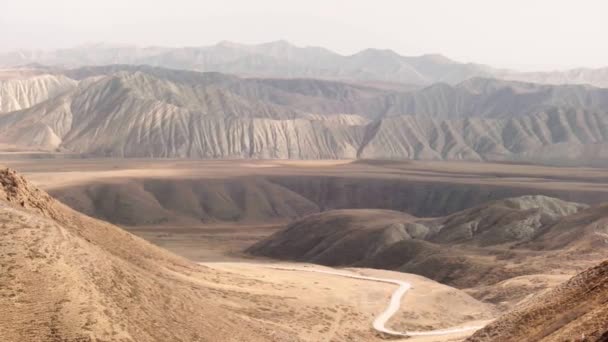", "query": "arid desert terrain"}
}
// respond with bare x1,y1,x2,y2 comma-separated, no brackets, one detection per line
2,156,608,341
2,27,608,340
